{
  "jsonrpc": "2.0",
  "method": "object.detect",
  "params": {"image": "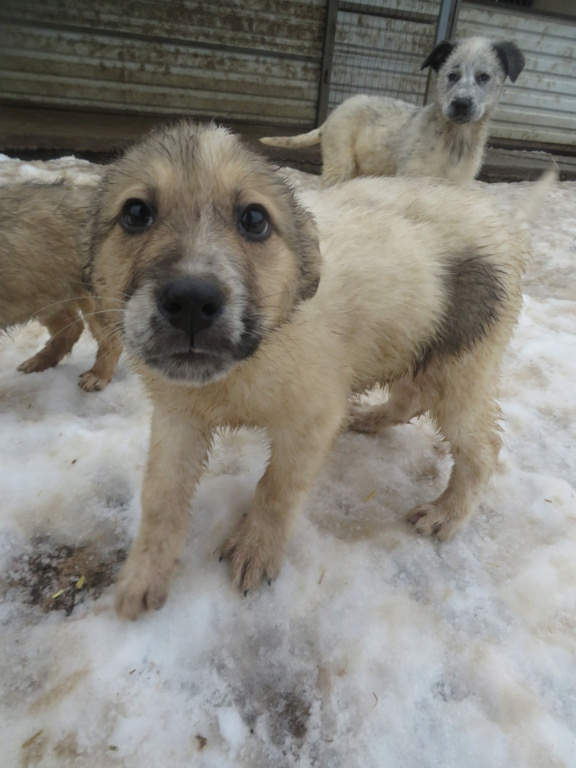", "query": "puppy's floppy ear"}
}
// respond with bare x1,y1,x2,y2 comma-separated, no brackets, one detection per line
294,203,322,302
493,41,525,83
421,40,455,72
